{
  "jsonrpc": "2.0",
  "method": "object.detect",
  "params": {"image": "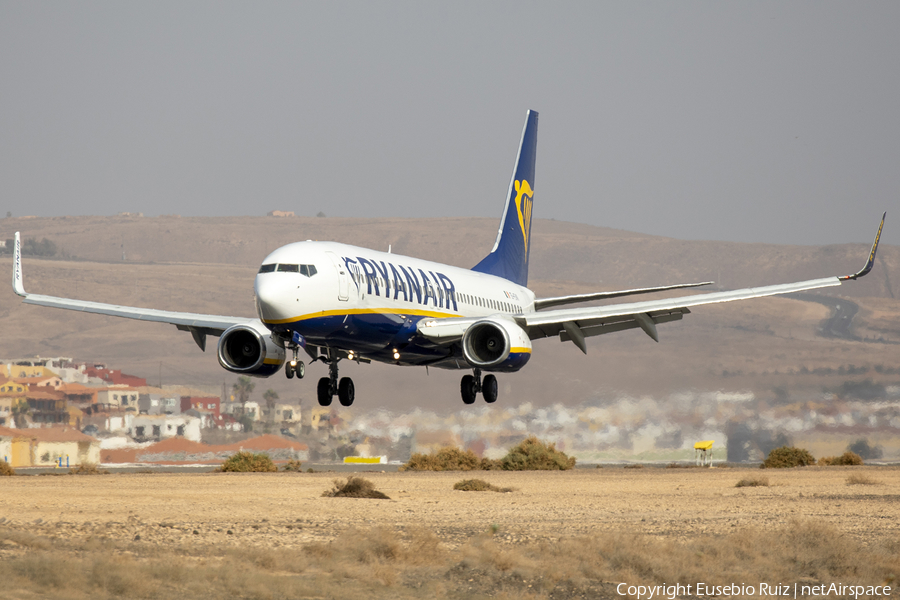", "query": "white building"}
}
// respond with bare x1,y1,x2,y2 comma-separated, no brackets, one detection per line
130,414,201,442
